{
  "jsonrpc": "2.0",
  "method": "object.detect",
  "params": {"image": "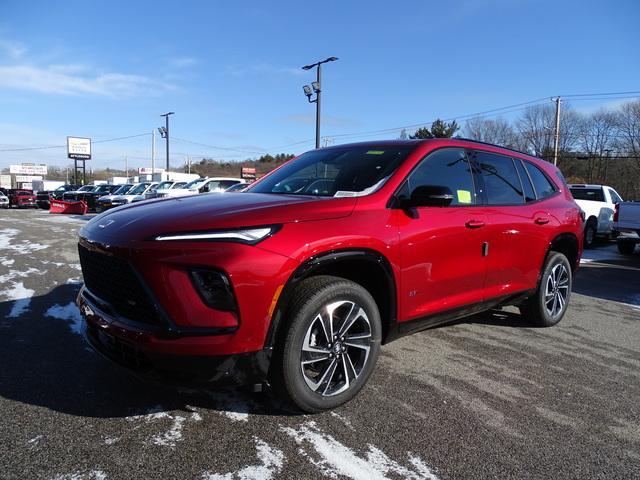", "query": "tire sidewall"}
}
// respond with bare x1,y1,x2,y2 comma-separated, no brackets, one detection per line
536,252,572,326
282,281,381,412
584,222,596,248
